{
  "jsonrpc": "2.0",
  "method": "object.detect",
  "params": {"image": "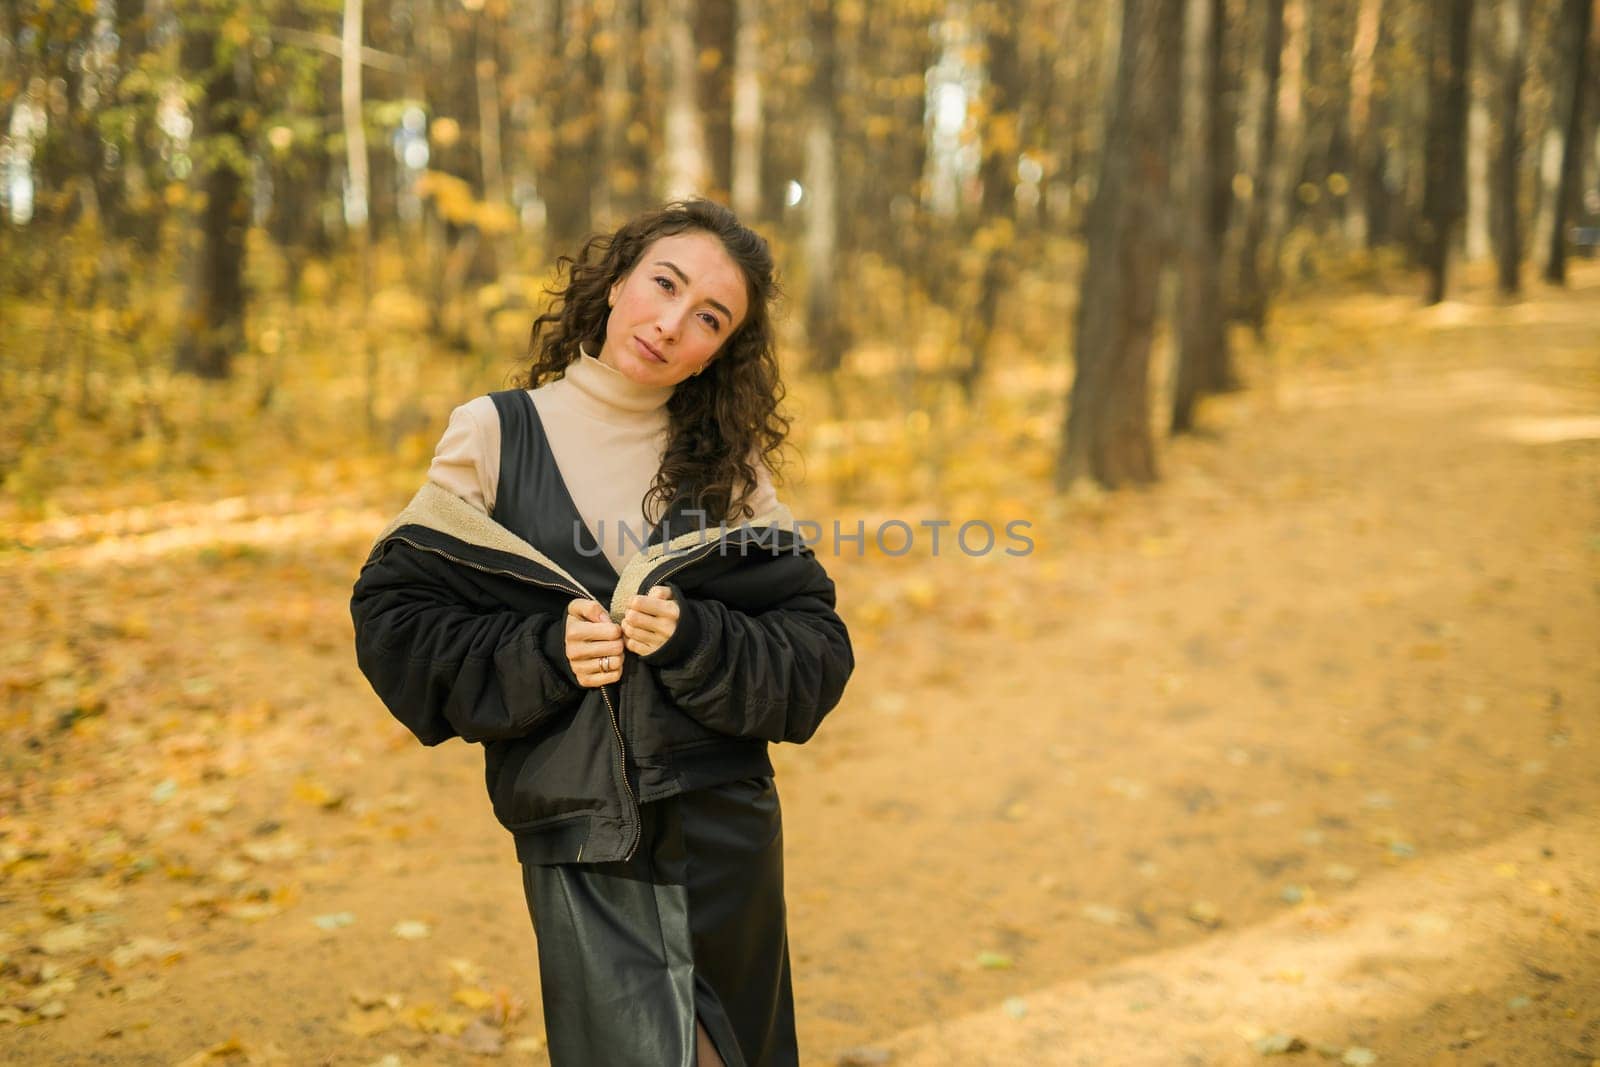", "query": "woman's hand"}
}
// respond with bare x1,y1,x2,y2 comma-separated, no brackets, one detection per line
564,599,623,688
622,585,679,657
